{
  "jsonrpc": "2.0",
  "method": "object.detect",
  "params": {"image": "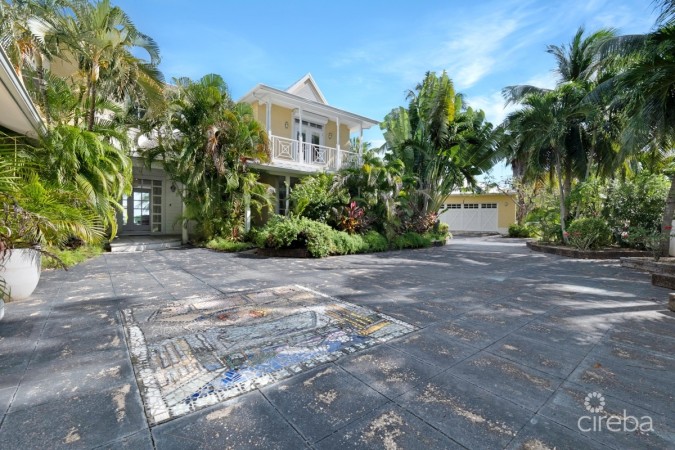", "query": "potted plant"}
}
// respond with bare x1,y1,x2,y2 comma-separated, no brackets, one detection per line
0,176,104,314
